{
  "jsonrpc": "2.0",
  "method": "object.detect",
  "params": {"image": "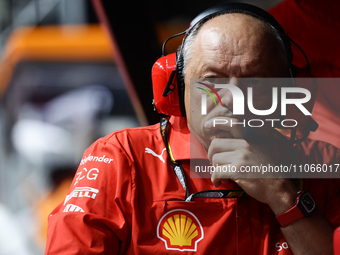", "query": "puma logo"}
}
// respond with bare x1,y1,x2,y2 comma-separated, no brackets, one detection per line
145,147,167,163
